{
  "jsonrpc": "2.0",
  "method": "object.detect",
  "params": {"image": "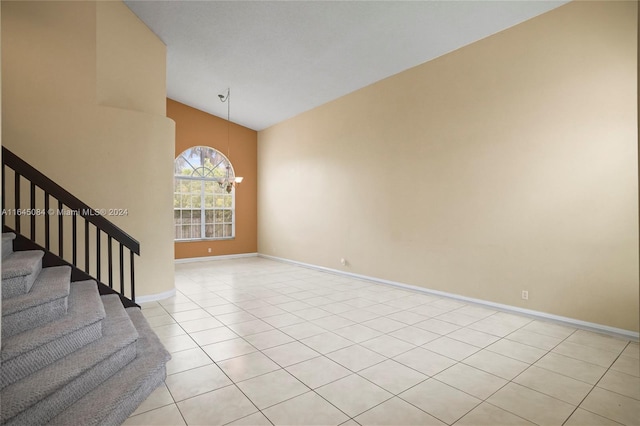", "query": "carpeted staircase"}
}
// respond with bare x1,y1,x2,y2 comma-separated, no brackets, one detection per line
1,232,171,425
